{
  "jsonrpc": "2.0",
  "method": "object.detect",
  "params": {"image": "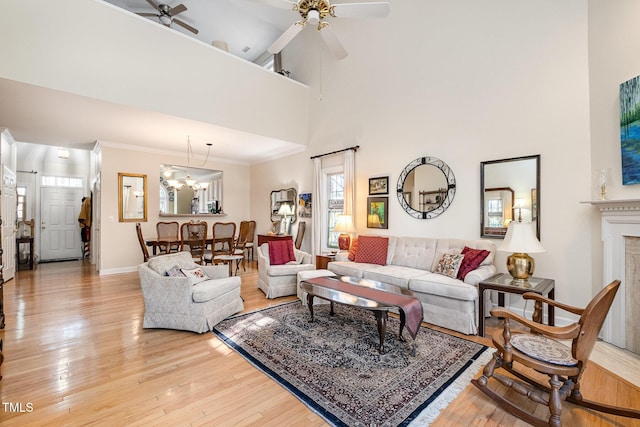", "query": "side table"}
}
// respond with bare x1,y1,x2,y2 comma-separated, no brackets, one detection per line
315,254,336,270
478,273,555,337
